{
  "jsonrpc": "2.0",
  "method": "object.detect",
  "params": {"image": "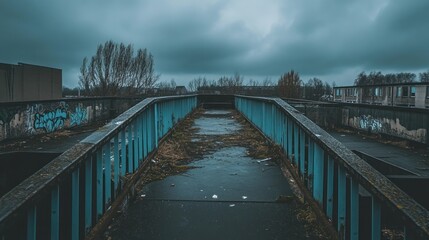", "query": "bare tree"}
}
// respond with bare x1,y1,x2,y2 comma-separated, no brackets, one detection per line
157,79,176,90
278,70,302,98
262,77,274,86
355,71,417,86
188,77,209,92
79,40,158,96
248,79,260,86
419,71,429,82
304,78,325,100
